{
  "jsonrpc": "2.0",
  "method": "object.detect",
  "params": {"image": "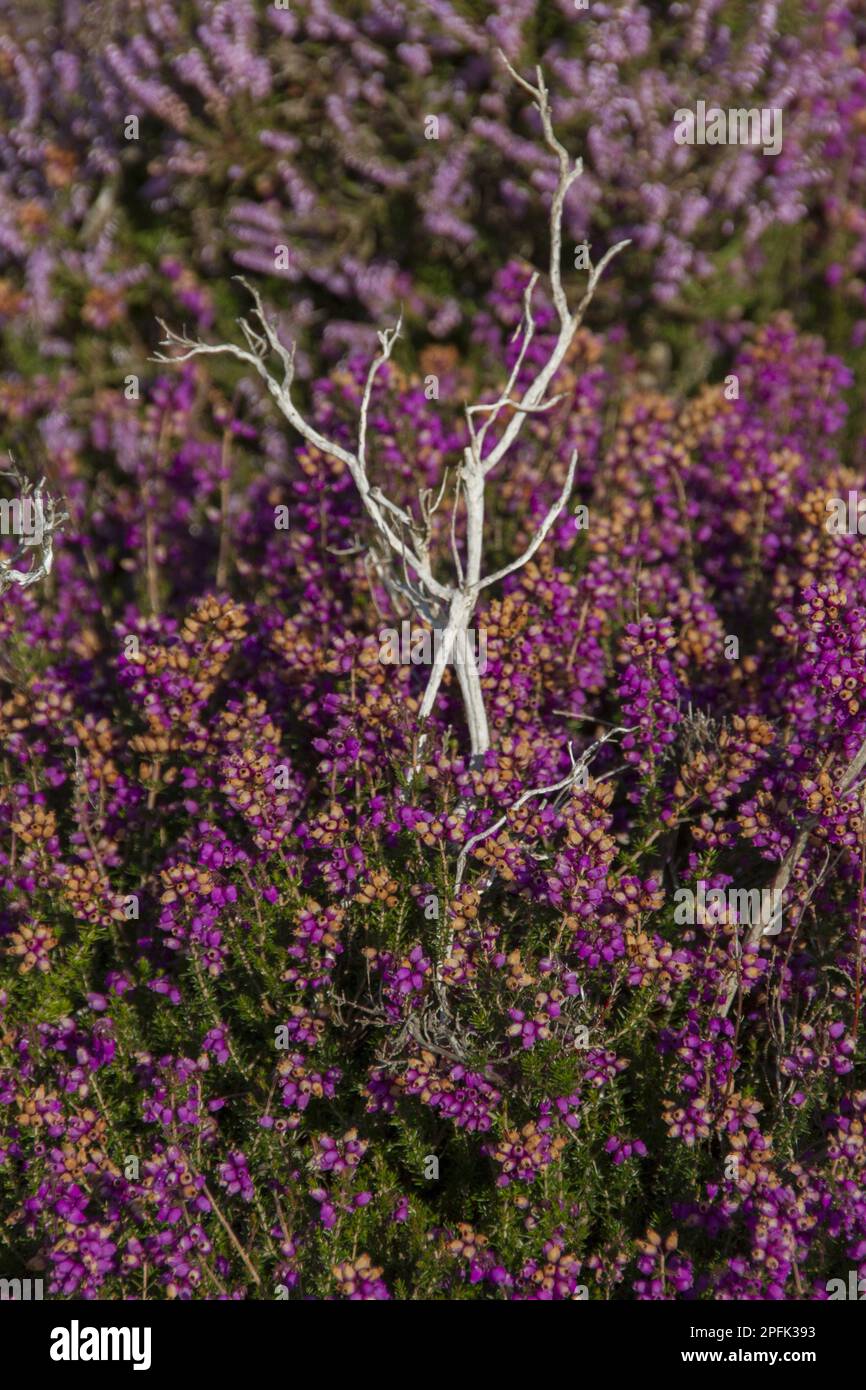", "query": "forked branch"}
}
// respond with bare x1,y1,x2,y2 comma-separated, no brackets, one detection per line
0,460,68,597
153,57,629,767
